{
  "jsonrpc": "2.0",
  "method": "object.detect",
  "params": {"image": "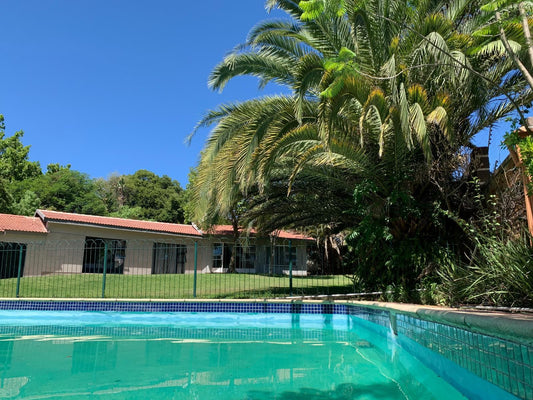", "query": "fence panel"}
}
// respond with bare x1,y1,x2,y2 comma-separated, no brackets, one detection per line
0,240,355,299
